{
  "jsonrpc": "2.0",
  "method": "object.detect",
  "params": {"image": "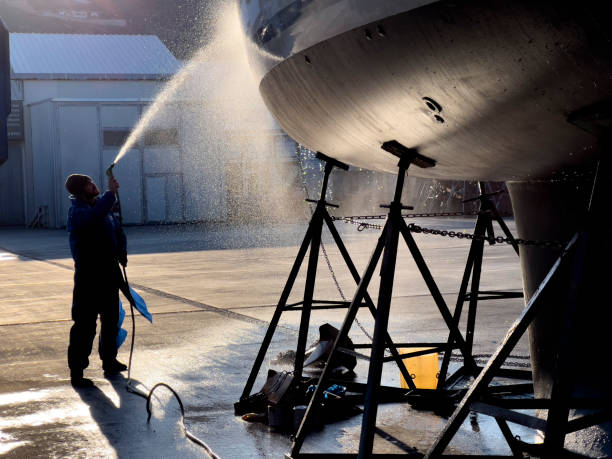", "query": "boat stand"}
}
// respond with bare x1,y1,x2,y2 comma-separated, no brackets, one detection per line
288,141,479,458
437,182,525,390
235,151,416,416
425,154,611,457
